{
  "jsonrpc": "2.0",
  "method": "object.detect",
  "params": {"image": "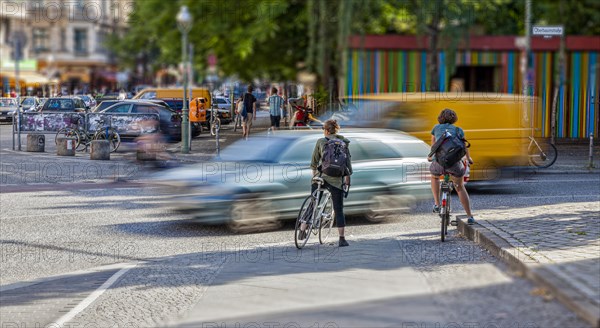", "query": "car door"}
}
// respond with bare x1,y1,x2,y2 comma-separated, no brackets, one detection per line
94,103,132,133
347,137,404,203
132,105,162,135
